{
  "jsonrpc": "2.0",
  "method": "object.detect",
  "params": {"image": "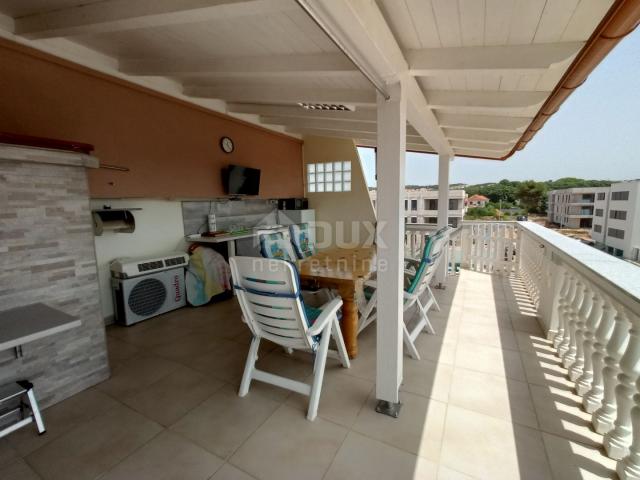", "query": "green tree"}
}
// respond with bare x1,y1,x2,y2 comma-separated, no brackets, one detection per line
516,181,546,213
